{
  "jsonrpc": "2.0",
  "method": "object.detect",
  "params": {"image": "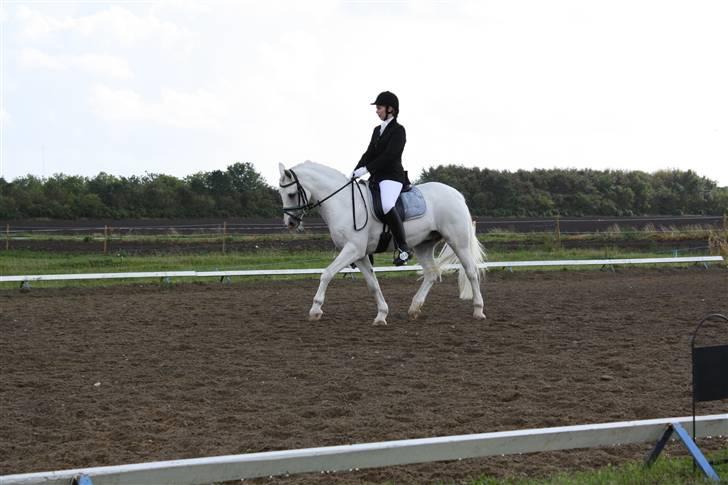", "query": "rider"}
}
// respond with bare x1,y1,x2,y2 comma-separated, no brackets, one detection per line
351,91,412,266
